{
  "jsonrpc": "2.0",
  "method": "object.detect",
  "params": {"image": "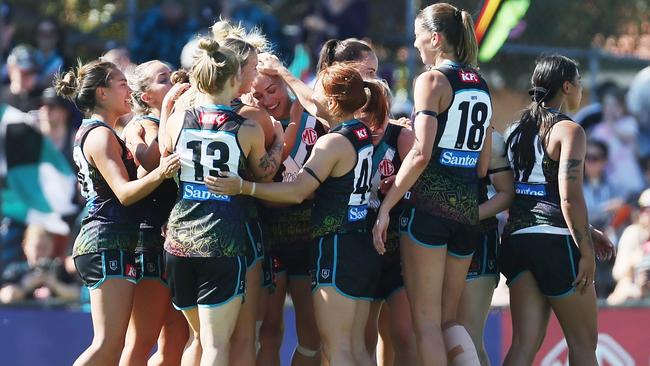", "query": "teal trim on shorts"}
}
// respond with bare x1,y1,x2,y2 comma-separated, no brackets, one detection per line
465,273,499,283
314,283,374,302
506,270,527,287
88,251,107,290
173,303,198,311
315,236,324,286
400,208,447,249
546,287,576,299
565,236,577,280
197,293,244,308
385,285,406,302
448,250,475,259
312,235,373,302
234,256,244,298
135,252,168,287
245,222,264,268
88,250,137,290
